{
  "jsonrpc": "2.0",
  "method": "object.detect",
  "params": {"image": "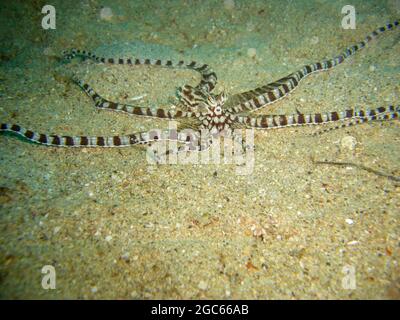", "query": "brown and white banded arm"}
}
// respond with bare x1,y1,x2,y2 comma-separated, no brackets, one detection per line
225,20,399,114
75,79,200,120
62,48,217,93
233,105,399,129
0,124,202,148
